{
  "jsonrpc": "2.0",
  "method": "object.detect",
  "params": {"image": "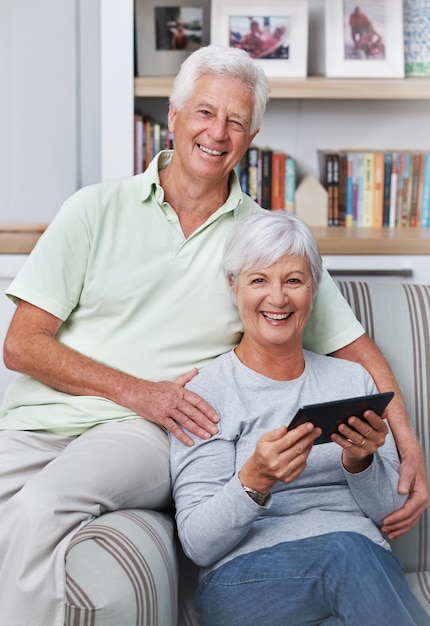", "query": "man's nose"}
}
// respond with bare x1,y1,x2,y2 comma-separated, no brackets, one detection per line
209,118,228,140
